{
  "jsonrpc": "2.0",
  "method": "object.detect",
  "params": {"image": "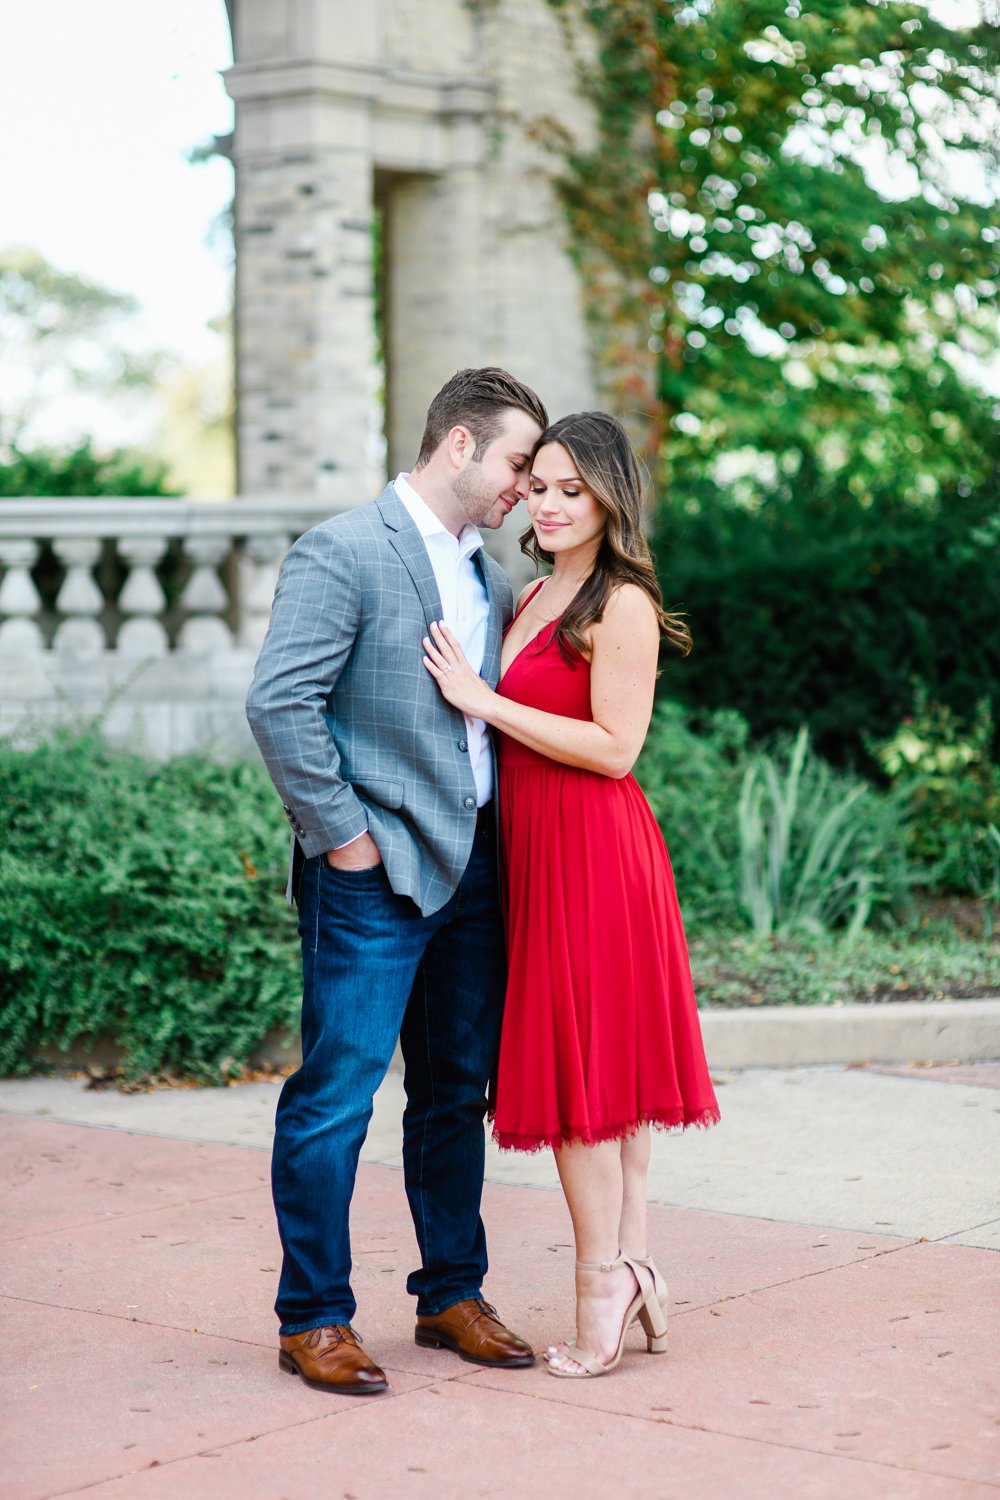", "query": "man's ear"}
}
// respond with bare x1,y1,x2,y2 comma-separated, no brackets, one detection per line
445,424,474,469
